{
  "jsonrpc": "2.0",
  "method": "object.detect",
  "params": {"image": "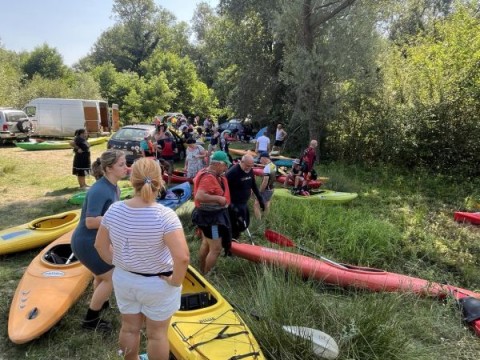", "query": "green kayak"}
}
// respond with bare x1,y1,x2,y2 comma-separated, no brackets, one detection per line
15,137,108,151
274,188,358,204
68,187,134,205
